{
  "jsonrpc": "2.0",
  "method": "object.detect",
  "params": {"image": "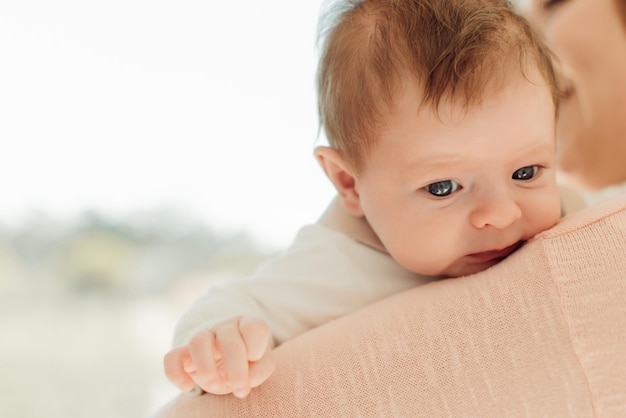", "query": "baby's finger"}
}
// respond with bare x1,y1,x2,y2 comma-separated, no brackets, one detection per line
239,316,272,362
216,321,250,398
163,347,195,392
248,346,276,388
188,330,223,393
